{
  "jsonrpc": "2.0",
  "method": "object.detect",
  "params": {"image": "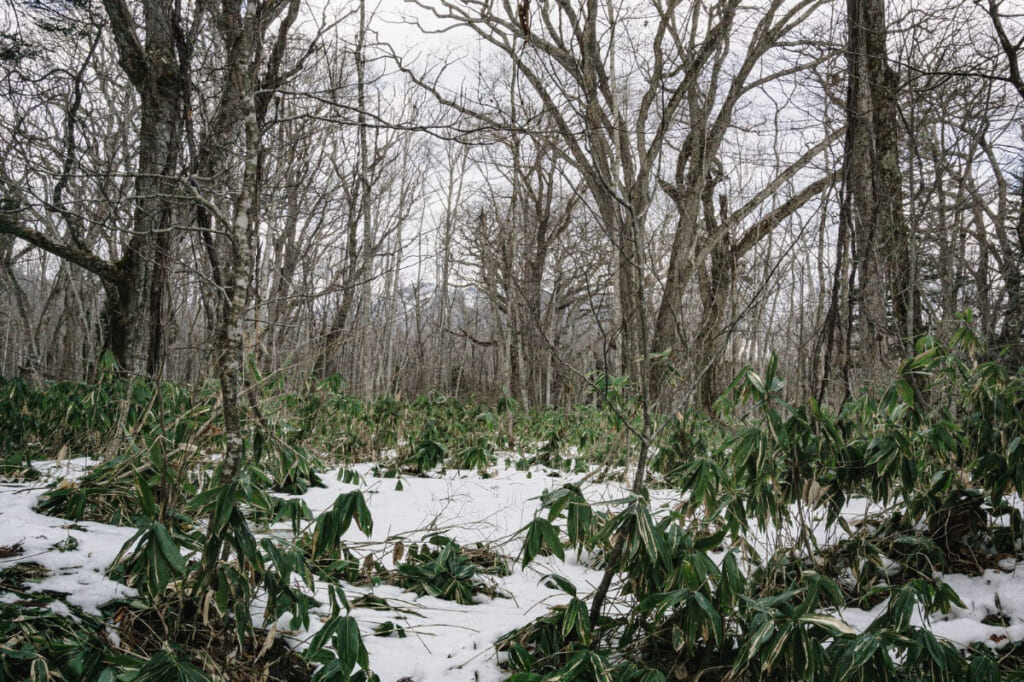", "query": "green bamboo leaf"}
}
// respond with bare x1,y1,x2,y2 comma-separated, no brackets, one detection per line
340,615,369,670
718,552,744,608
920,629,952,667
136,477,157,519
838,634,880,679
574,598,592,645
692,591,723,644
566,499,593,549
185,484,228,512
152,522,186,575
560,598,579,639
521,517,562,567
521,522,541,568
672,624,686,652
583,650,610,682
637,588,688,615
763,622,794,669
542,521,565,561
798,614,857,635
307,614,343,659
507,643,535,671
151,543,170,593
882,588,915,631
212,484,237,534
539,573,577,596
351,491,374,536
31,658,49,682
741,620,776,664
230,510,259,566
966,652,999,682
541,486,571,518
632,503,667,564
